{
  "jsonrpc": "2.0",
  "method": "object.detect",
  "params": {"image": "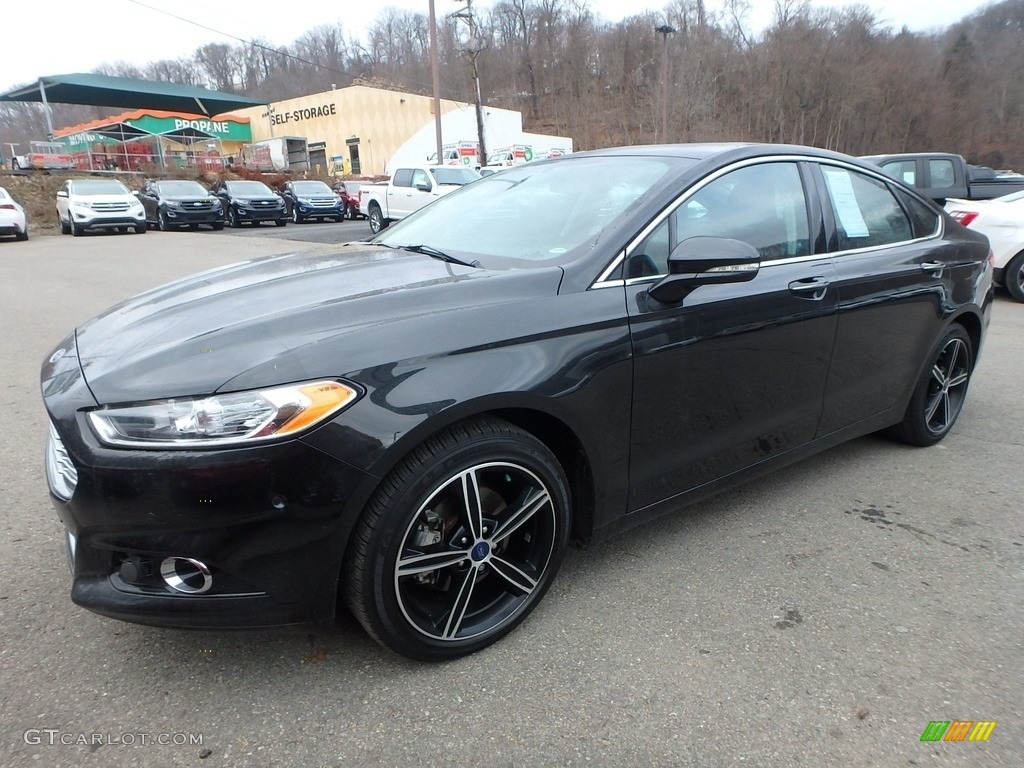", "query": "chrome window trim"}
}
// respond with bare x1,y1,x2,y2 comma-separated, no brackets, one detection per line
589,154,943,289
